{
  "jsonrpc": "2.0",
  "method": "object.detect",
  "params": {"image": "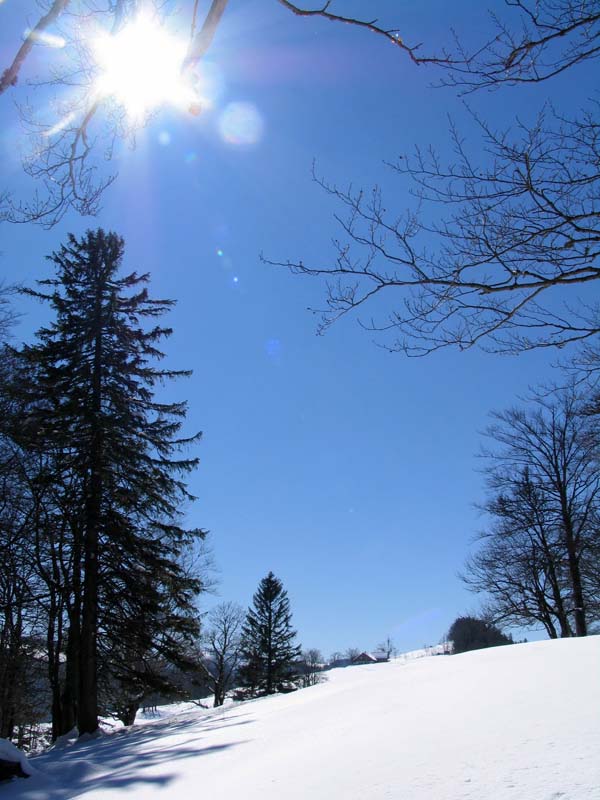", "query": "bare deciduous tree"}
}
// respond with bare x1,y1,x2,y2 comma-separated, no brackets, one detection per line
200,601,244,707
464,469,575,638
465,389,600,637
344,646,360,662
376,636,397,659
299,647,324,687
